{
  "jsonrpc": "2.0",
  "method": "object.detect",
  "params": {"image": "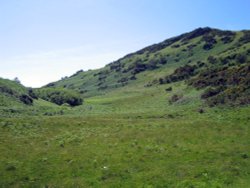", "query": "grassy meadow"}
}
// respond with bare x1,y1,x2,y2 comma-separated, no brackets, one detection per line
1,82,250,187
